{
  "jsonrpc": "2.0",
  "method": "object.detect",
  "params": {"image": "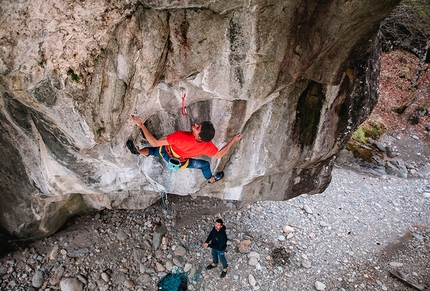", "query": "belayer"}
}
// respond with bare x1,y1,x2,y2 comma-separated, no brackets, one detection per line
127,115,242,183
204,218,229,278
